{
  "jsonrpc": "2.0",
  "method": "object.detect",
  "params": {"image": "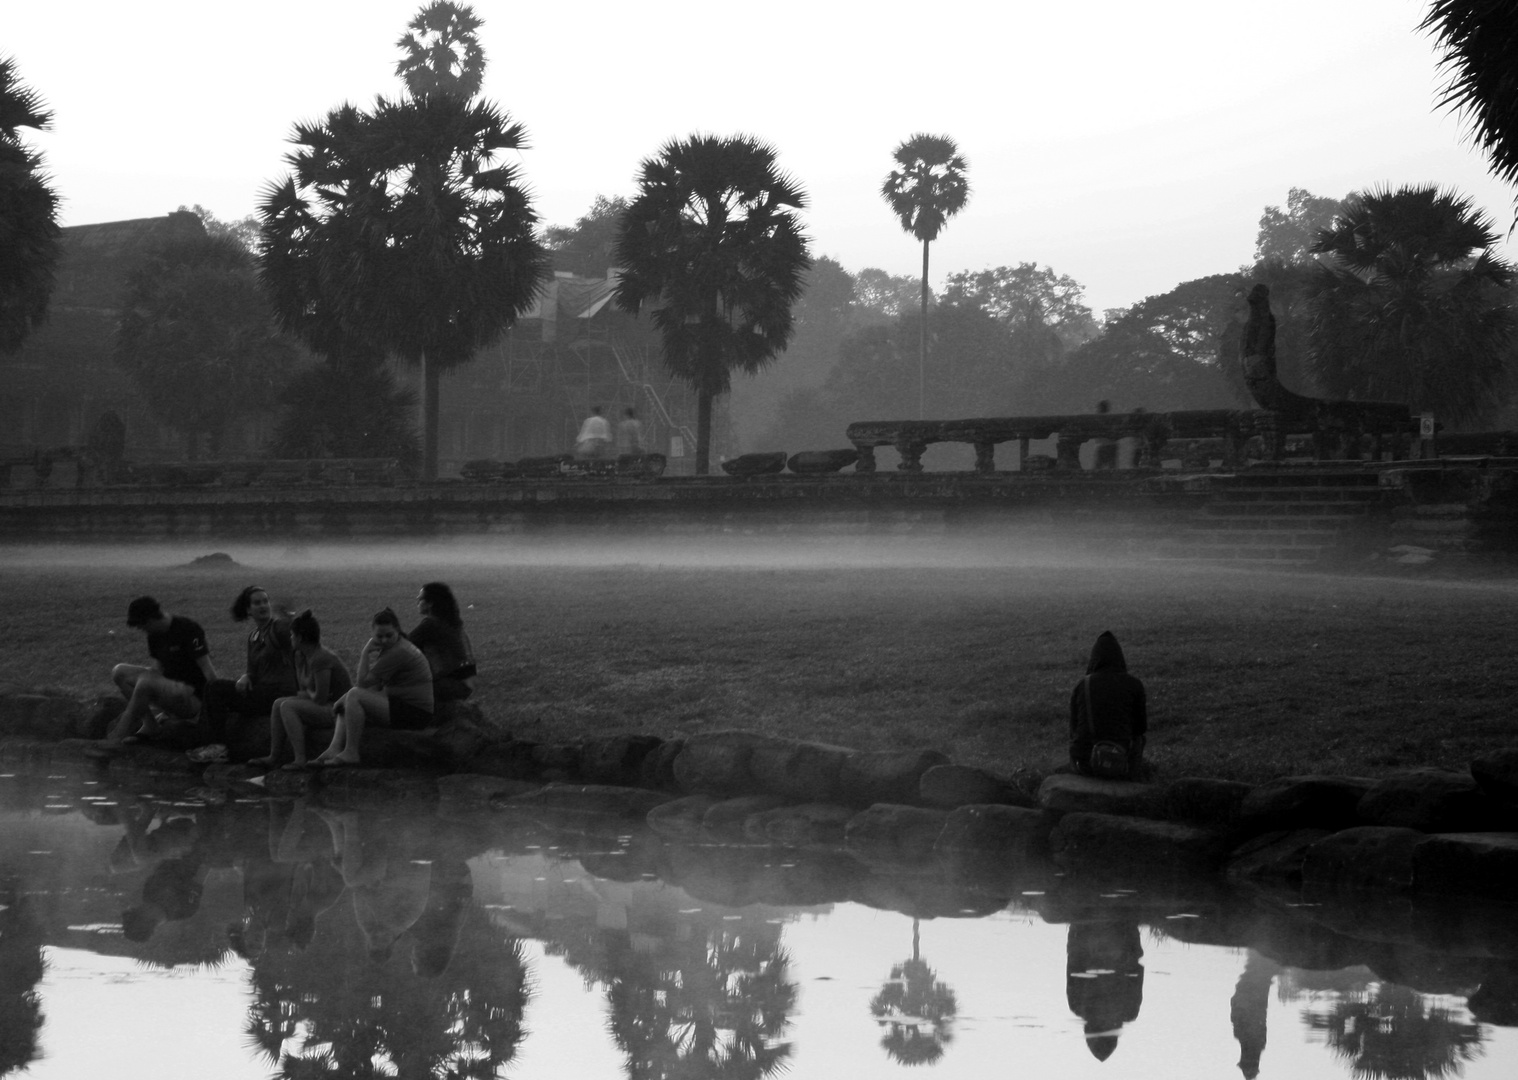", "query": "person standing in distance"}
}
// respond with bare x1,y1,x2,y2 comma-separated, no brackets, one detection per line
107,597,218,744
574,405,612,460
